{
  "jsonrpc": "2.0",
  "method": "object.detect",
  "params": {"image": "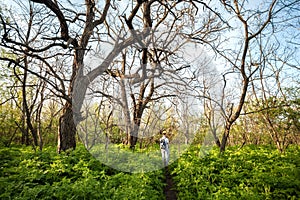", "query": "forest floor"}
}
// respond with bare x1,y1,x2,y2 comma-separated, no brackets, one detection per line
164,167,177,200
